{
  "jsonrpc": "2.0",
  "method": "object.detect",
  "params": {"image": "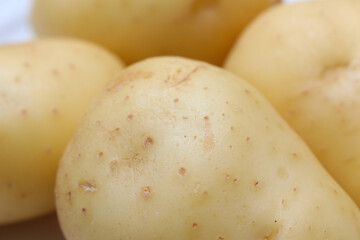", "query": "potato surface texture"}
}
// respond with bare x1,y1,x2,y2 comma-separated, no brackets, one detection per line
0,39,124,225
56,57,360,240
225,0,360,207
32,0,279,65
